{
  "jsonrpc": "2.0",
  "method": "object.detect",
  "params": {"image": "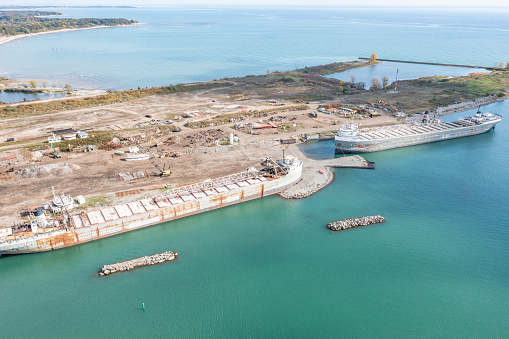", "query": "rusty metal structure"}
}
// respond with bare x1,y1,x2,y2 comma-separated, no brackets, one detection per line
0,156,302,254
335,111,502,153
